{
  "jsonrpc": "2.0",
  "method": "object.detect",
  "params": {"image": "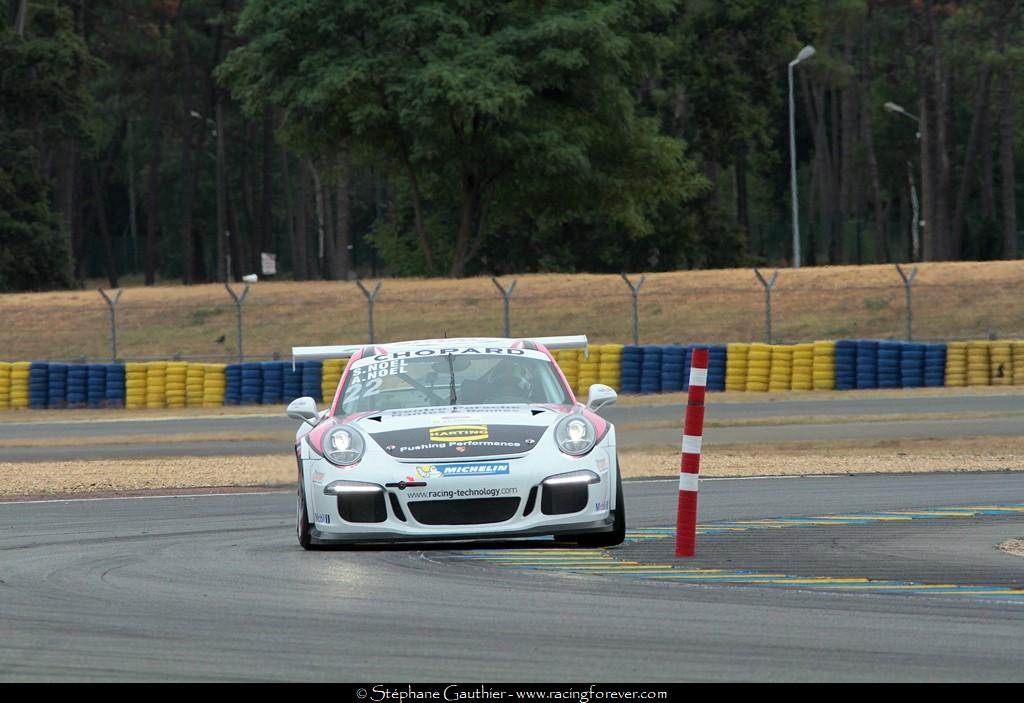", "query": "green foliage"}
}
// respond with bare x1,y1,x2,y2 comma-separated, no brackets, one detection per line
0,1,95,291
220,0,705,275
0,133,71,291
